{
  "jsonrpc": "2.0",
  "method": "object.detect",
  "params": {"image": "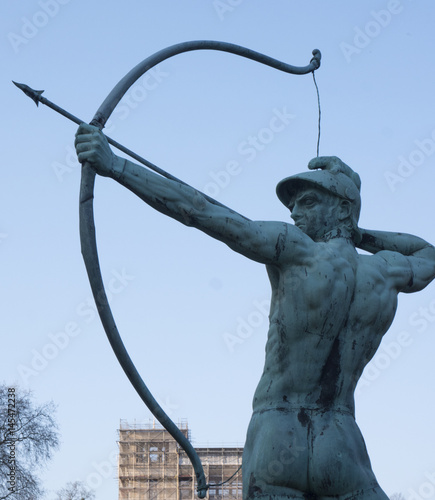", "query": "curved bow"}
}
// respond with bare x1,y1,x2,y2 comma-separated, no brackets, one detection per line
79,40,321,498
